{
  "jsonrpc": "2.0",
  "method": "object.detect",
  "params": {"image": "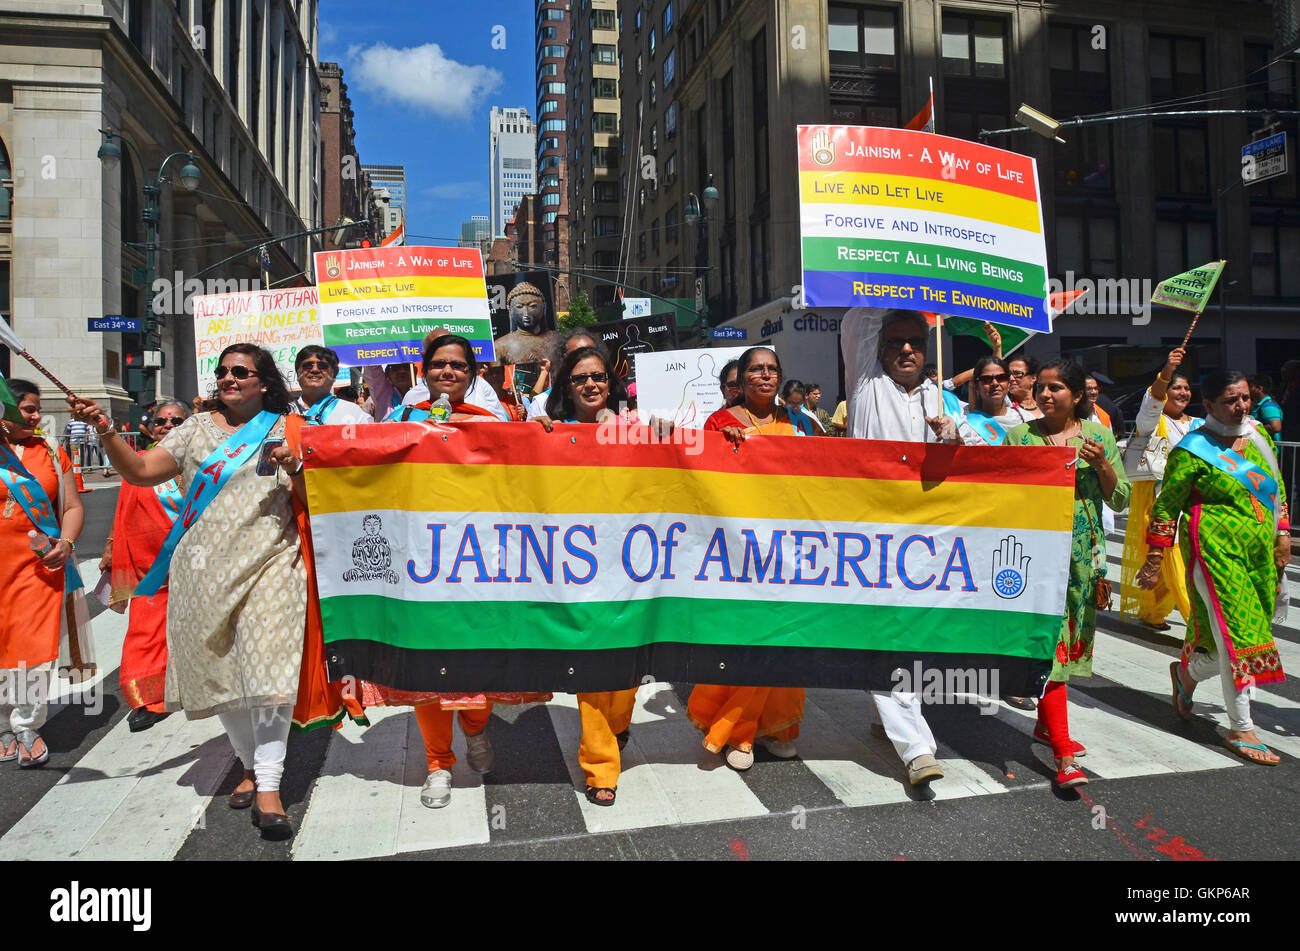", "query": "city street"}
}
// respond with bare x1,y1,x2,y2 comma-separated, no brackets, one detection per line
2,479,1295,862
